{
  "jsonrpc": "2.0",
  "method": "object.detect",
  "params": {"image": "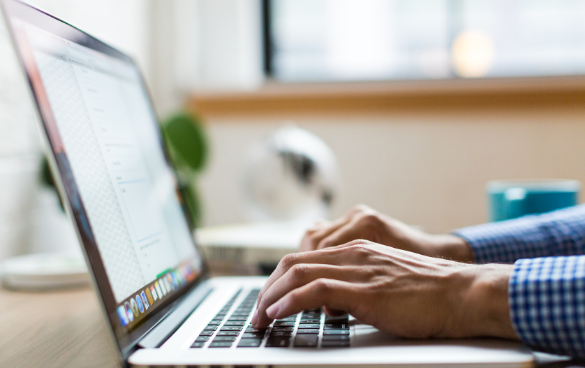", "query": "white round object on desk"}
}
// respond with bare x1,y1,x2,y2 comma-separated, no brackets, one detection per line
243,125,340,222
1,251,89,290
